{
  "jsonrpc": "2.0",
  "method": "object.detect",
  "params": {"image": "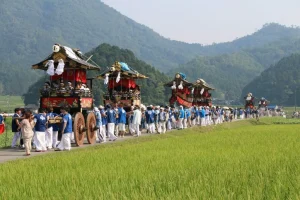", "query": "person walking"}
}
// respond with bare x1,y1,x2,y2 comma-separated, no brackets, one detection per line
99,105,107,142
117,103,127,138
56,107,72,151
154,106,160,133
158,107,166,134
33,108,47,152
19,111,35,156
46,107,58,150
183,107,188,129
93,107,103,142
11,108,22,148
178,106,184,130
132,105,142,136
200,107,206,126
145,106,155,133
106,104,118,141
